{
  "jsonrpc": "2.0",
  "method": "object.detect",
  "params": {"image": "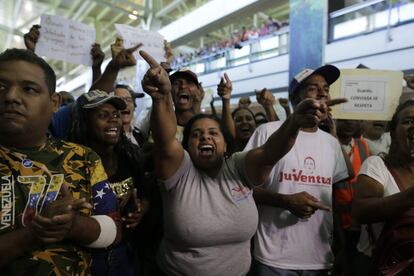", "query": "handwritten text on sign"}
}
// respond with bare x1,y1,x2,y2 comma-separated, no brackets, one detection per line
115,24,165,63
36,14,96,66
